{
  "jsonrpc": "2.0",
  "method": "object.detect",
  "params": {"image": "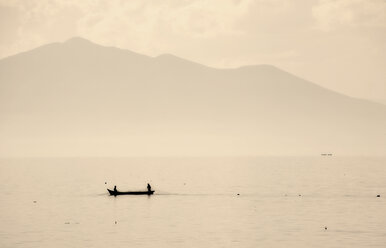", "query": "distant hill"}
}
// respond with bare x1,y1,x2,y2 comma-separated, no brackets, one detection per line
0,37,385,157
